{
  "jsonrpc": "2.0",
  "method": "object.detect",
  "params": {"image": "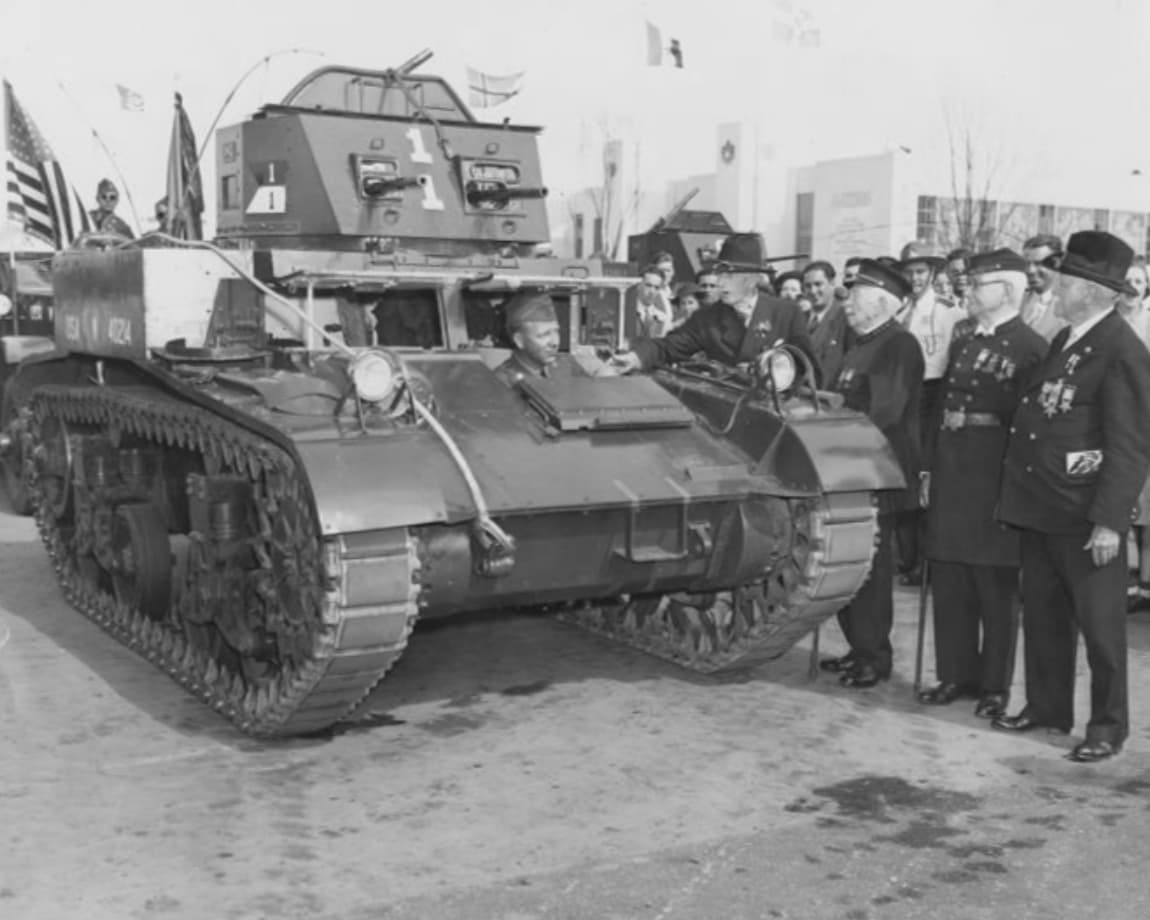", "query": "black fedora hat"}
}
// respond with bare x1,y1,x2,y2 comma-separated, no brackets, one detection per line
713,232,769,273
1053,230,1135,294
